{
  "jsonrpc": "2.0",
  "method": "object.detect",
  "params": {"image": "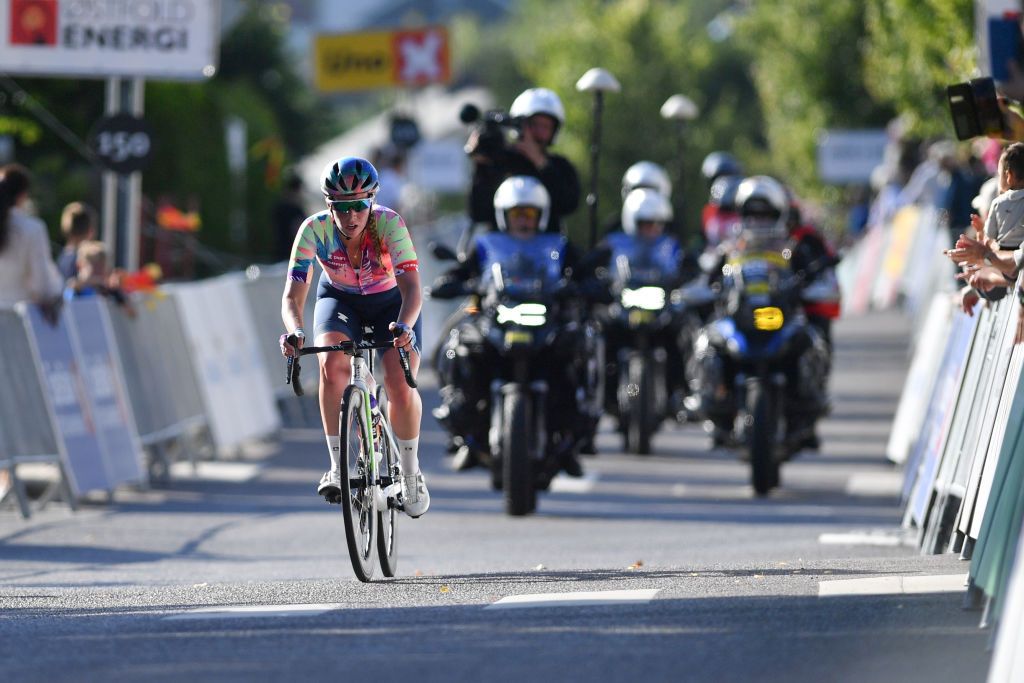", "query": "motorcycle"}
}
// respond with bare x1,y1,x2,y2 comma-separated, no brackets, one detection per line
431,243,584,516
694,241,830,495
602,248,704,455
